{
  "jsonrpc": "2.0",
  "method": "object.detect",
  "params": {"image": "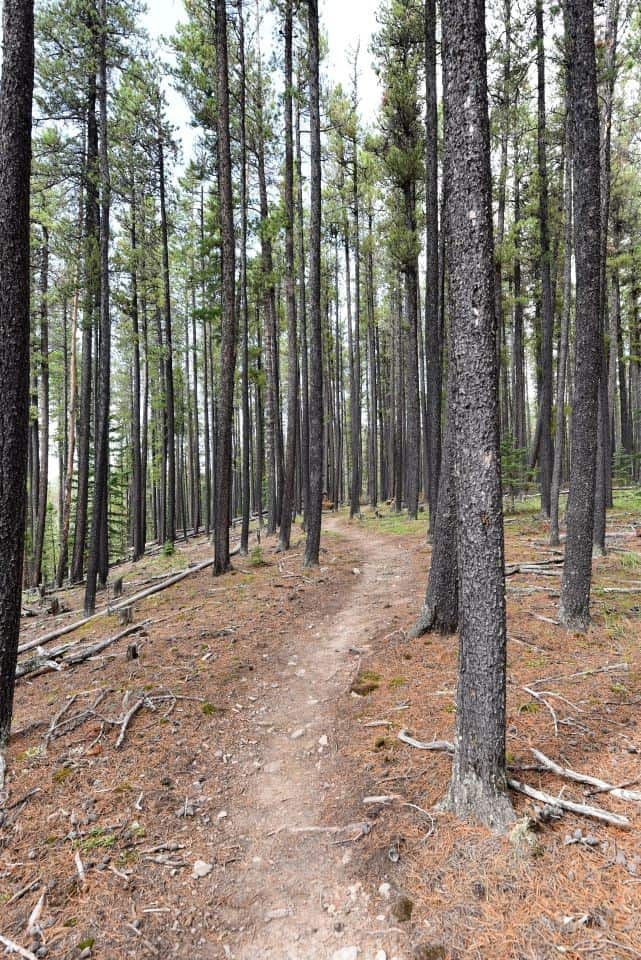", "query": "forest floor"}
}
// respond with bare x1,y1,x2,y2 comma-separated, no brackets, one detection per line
3,495,641,960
